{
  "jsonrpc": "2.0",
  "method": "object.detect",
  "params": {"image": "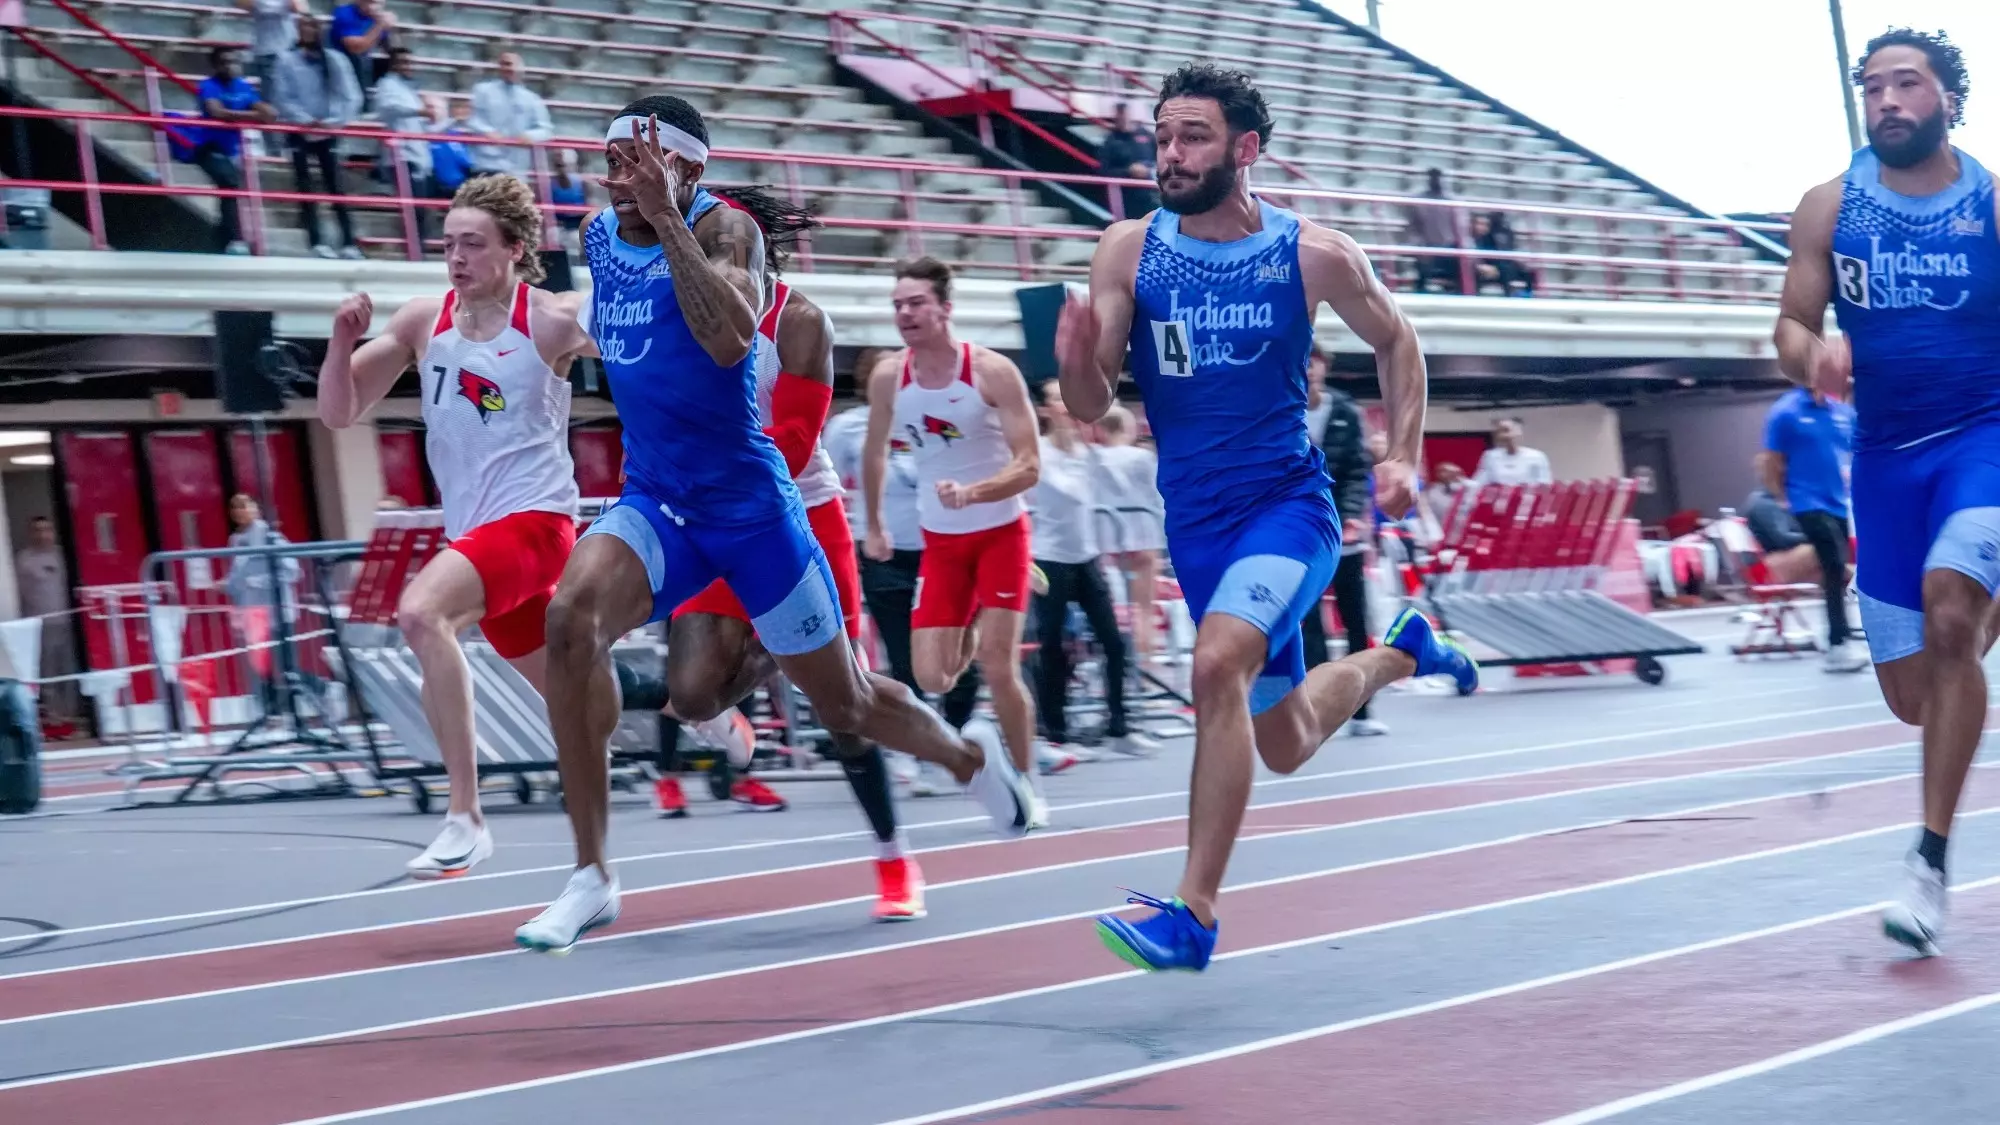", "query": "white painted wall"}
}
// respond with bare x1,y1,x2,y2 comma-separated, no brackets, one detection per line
1423,402,1626,480
1618,394,1783,516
